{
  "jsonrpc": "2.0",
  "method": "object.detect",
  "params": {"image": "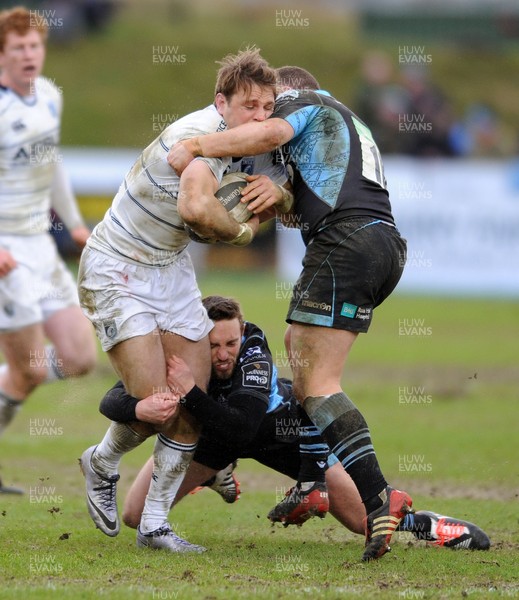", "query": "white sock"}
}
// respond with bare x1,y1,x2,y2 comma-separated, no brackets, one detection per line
92,422,147,477
0,389,22,436
140,434,197,534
